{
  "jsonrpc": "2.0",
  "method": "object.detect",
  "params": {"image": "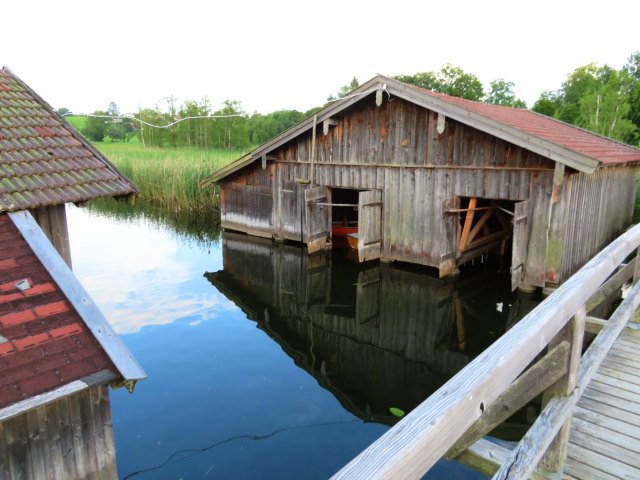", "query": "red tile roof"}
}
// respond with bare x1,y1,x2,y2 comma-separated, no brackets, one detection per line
0,67,137,212
409,85,640,166
0,213,116,409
